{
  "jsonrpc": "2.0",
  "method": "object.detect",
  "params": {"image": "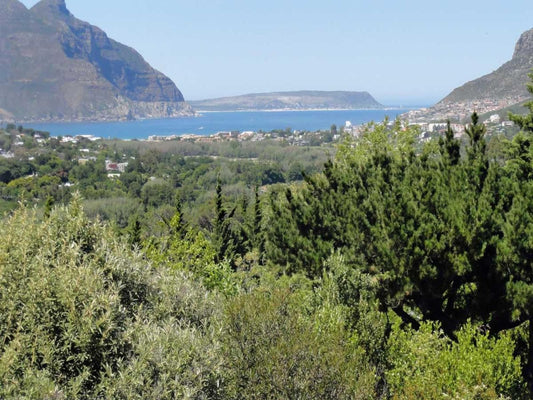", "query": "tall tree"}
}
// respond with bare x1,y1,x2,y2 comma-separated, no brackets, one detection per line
253,186,264,255
503,71,533,388
212,177,237,264
43,195,54,219
439,120,461,166
265,115,531,349
510,71,533,133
